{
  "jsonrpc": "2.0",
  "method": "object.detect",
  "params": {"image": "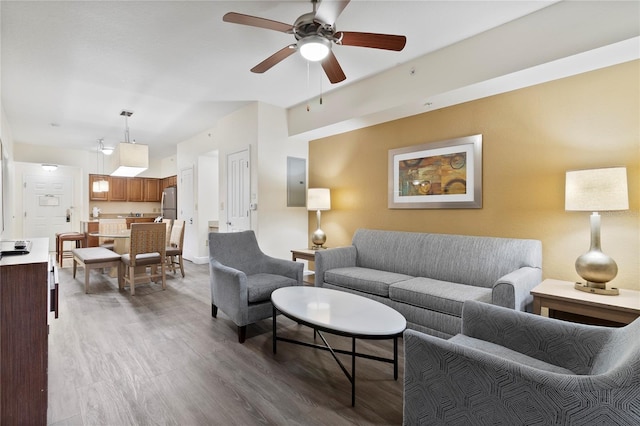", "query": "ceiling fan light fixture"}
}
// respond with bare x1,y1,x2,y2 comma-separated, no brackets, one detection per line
298,36,331,61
